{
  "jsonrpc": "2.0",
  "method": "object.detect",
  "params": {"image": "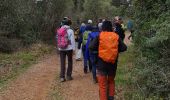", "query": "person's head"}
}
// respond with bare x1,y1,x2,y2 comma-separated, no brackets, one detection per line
102,21,113,32
81,23,86,27
63,18,72,26
114,16,123,24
